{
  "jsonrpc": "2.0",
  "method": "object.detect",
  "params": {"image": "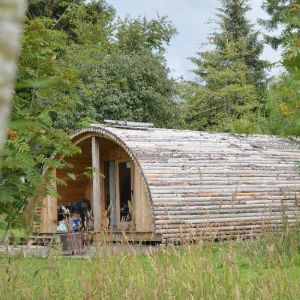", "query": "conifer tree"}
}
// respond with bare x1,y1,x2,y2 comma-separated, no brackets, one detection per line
215,0,268,87
261,1,300,136
185,0,268,132
260,0,300,50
